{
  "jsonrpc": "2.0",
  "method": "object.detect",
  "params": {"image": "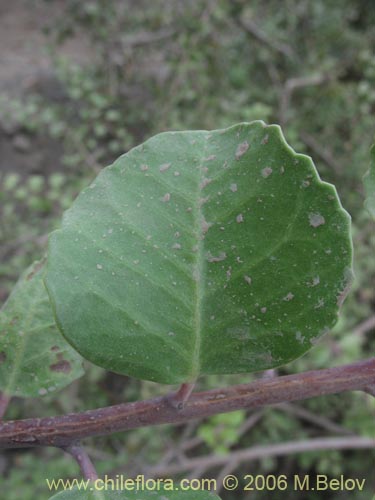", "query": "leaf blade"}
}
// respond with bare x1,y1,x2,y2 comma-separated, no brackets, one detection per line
364,144,375,219
45,122,353,384
0,260,84,397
